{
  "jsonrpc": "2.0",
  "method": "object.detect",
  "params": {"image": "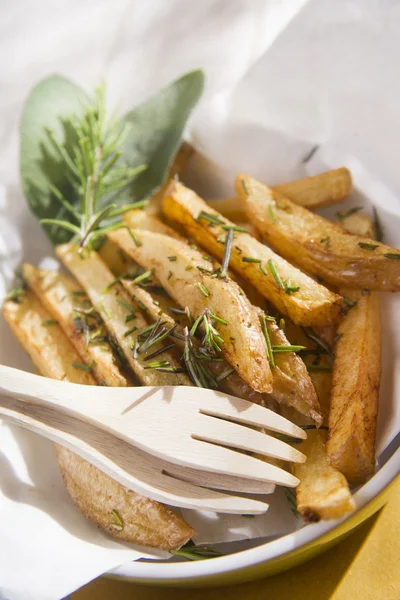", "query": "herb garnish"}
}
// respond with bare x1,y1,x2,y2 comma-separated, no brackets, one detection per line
72,360,94,373
170,544,222,561
197,282,210,297
168,256,177,262
260,313,275,368
42,319,59,326
336,206,363,221
219,229,234,278
284,488,300,518
242,257,261,263
110,509,124,531
196,211,224,226
320,236,330,245
343,296,357,308
384,253,400,259
268,204,277,223
259,263,268,276
272,345,306,354
358,242,378,251
221,224,248,233
267,259,285,290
